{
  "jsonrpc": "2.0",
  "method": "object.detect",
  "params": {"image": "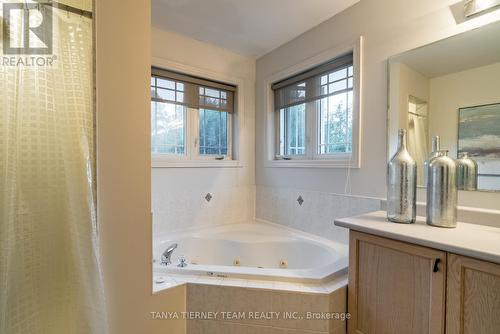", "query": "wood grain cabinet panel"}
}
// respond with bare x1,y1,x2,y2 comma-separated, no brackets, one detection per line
348,231,446,334
446,254,500,334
